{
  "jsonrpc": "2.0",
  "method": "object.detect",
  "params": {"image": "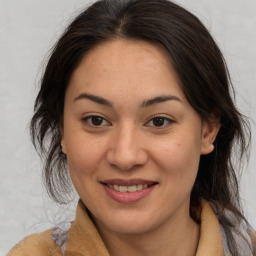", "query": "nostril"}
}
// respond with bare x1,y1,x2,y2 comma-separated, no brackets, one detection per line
106,146,149,172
